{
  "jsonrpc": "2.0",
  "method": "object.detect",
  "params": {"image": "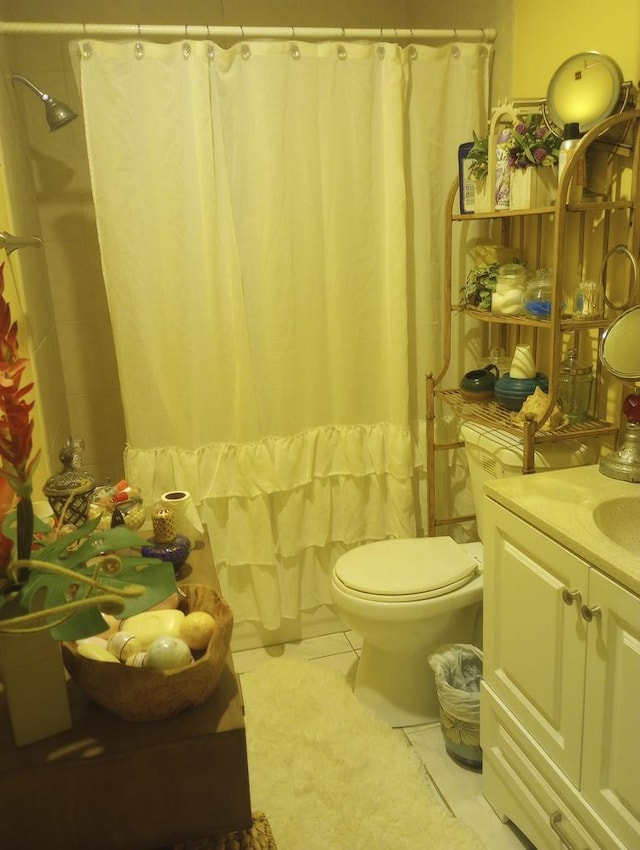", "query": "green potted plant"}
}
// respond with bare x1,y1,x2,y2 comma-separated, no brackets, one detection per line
508,112,562,209
467,131,489,183
460,261,501,311
508,112,562,170
460,257,527,312
465,112,562,212
466,131,491,212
